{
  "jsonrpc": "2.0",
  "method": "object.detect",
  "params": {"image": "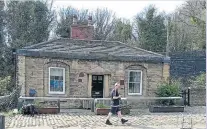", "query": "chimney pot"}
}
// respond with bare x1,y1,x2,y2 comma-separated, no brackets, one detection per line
73,14,78,25
88,16,92,26
70,15,94,40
